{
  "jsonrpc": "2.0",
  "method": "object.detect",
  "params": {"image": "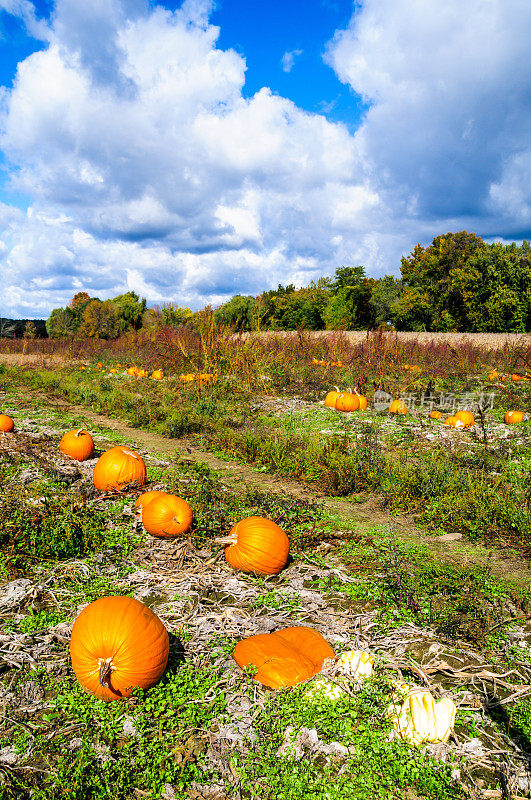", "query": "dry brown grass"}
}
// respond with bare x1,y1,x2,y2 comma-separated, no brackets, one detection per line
240,330,531,350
